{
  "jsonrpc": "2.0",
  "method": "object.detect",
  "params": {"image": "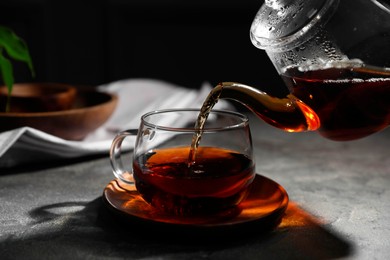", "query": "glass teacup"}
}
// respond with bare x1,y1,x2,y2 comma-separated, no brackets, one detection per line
110,109,255,216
